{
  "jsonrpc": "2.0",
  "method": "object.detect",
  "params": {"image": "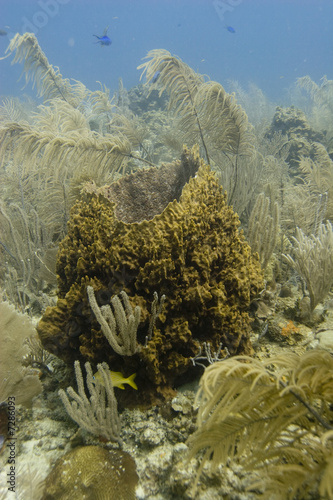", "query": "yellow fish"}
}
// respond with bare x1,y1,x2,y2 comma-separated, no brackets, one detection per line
93,370,137,390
